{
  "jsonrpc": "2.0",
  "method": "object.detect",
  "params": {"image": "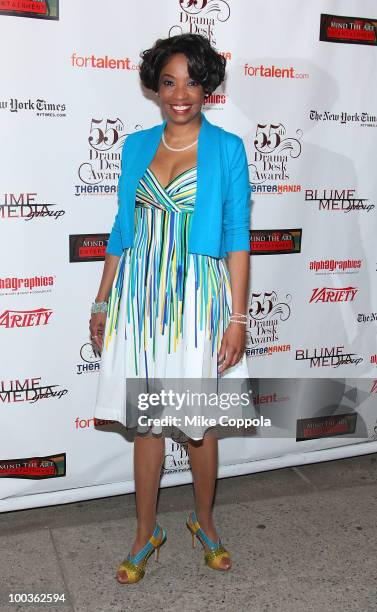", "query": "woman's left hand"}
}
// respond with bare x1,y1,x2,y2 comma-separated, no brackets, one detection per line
217,323,246,373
